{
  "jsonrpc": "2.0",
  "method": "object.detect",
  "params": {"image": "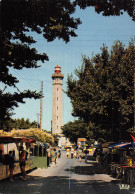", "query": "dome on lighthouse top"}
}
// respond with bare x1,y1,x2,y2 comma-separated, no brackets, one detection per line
55,64,61,74
52,64,64,79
